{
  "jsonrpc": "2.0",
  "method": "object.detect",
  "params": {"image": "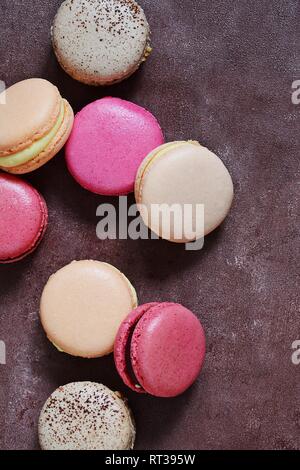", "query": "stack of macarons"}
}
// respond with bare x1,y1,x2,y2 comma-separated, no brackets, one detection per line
0,0,236,451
